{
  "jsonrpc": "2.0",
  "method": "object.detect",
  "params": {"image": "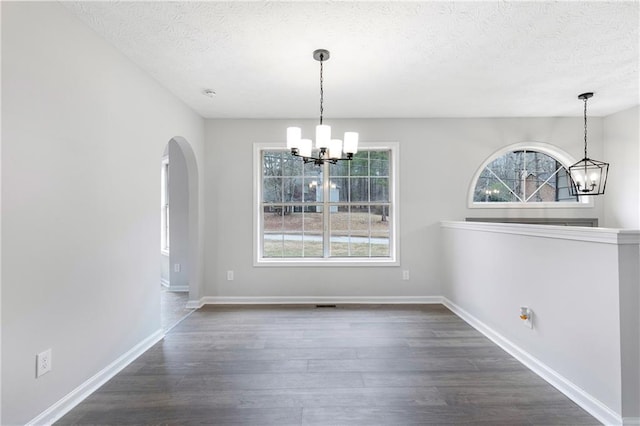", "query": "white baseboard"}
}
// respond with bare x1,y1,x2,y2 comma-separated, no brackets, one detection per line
27,329,164,426
624,418,640,425
165,285,189,292
185,299,204,309
193,295,444,305
442,297,623,426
